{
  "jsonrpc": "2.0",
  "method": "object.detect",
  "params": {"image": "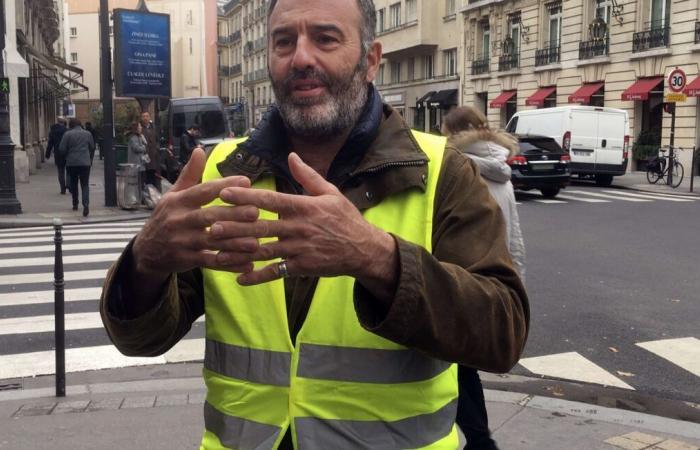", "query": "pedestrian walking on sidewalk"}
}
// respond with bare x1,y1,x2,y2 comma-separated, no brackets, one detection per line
59,118,95,217
85,122,99,161
100,1,529,448
179,124,201,167
443,106,527,450
45,117,68,194
126,121,149,190
140,111,162,192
